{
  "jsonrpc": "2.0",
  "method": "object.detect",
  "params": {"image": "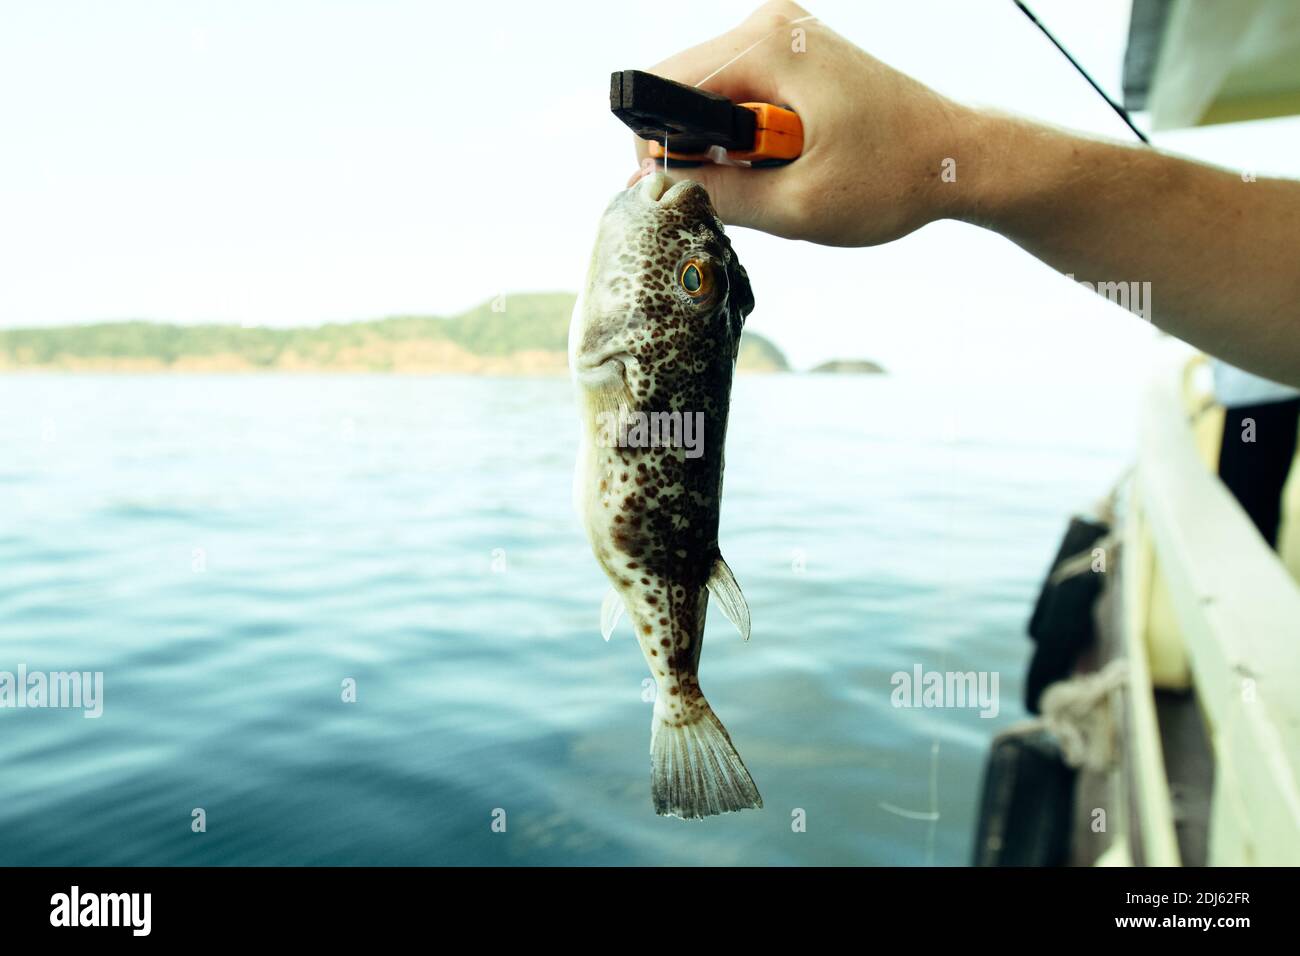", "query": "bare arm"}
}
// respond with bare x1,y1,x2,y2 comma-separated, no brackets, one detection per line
638,1,1300,385
949,112,1300,386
